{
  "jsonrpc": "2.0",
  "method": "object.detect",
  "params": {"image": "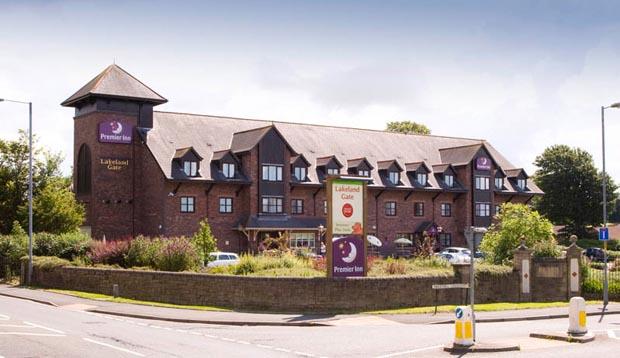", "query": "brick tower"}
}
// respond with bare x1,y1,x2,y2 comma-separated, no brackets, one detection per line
61,65,167,239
